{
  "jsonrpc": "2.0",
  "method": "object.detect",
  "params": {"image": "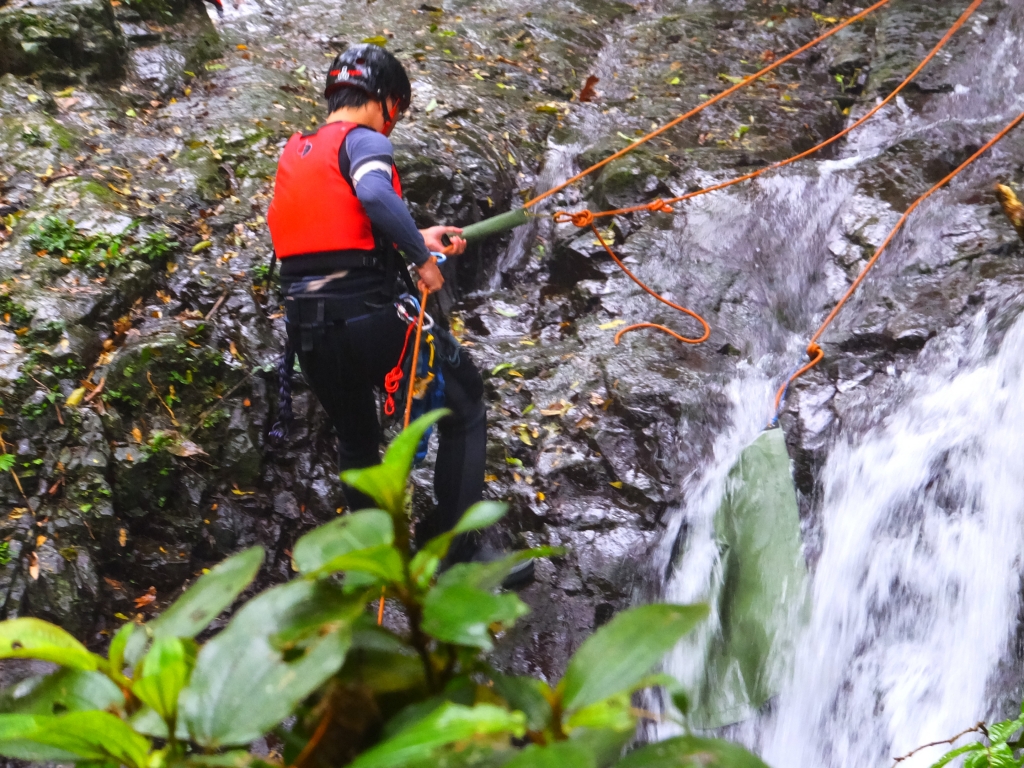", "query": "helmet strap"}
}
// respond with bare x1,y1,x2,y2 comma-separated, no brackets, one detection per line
381,99,402,135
